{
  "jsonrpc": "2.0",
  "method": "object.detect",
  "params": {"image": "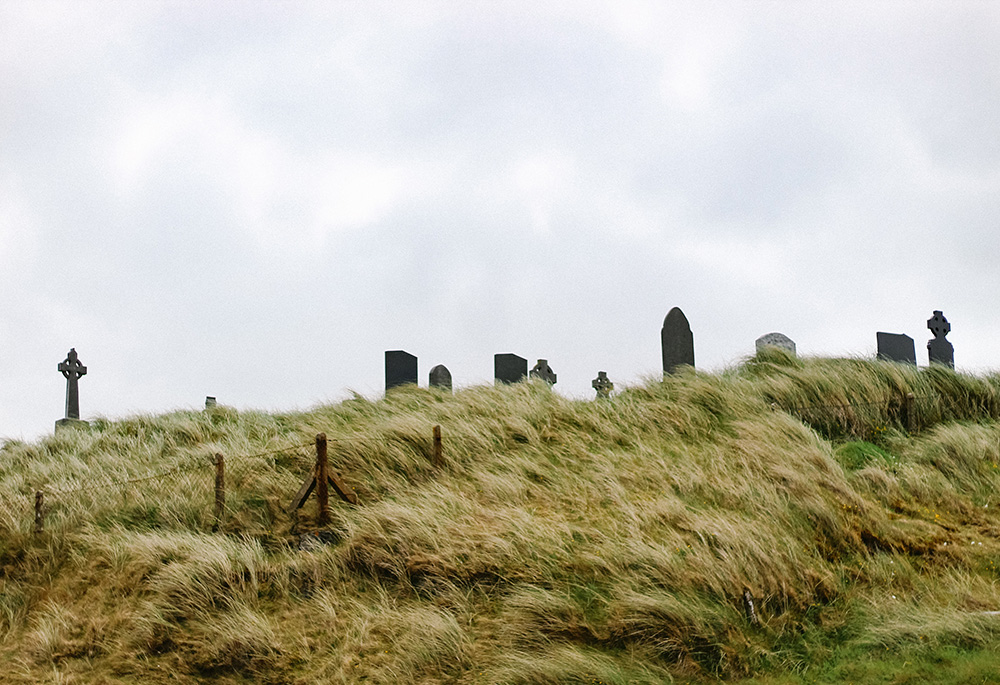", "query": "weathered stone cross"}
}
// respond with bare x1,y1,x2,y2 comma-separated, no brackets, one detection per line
58,348,87,420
